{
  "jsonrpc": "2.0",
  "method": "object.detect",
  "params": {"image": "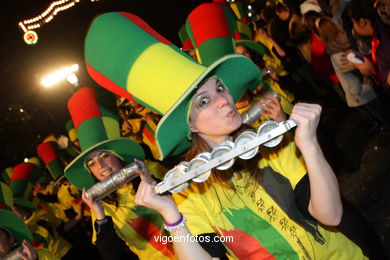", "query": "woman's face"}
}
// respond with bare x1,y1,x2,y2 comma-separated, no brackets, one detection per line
86,151,122,181
189,78,242,144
